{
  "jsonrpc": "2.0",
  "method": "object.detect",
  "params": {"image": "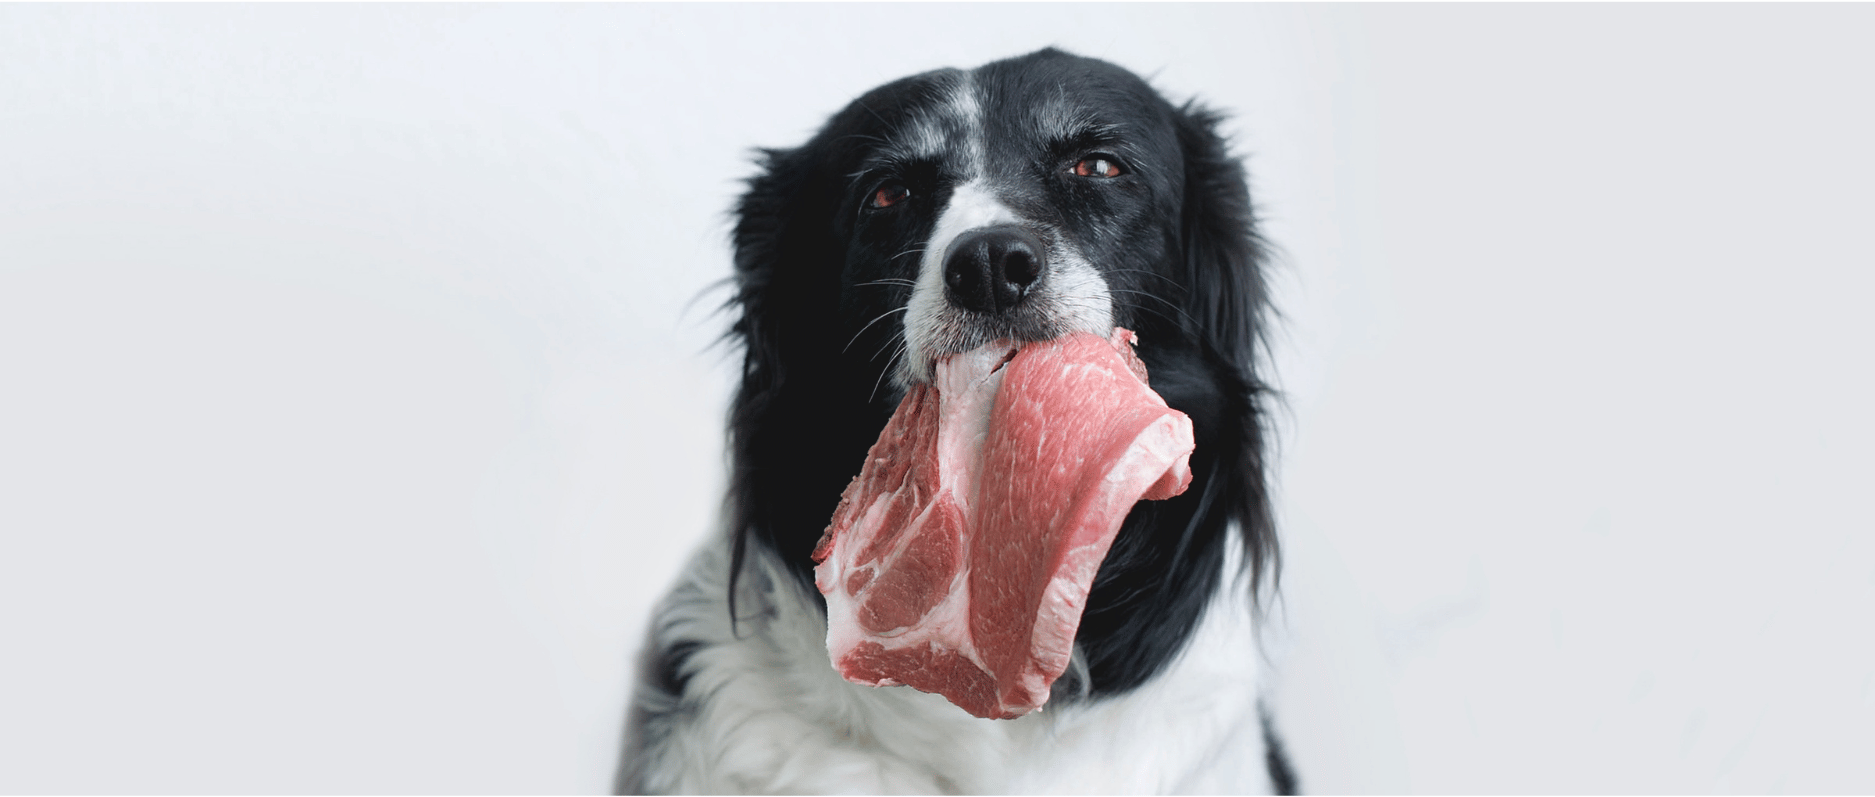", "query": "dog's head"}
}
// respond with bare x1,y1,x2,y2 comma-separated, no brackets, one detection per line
727,48,1274,696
